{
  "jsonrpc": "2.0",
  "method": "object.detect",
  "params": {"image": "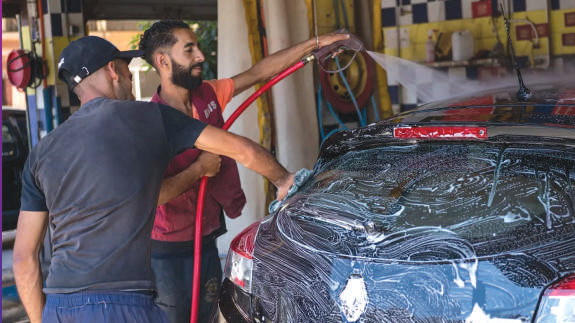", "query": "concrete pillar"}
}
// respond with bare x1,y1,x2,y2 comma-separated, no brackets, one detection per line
217,0,318,252
263,0,319,171
217,0,267,252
